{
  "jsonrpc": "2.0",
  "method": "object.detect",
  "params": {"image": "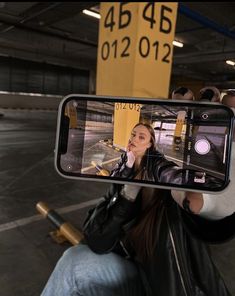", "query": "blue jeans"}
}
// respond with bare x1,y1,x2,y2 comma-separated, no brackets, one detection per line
41,243,147,296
